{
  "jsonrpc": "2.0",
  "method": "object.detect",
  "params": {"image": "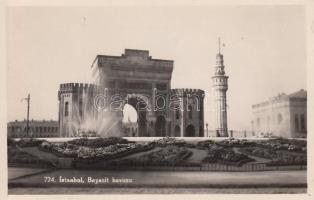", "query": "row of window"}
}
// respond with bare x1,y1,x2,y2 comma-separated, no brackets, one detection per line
9,132,59,138
255,113,306,131
294,114,306,131
256,113,283,128
214,78,226,83
8,126,59,133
